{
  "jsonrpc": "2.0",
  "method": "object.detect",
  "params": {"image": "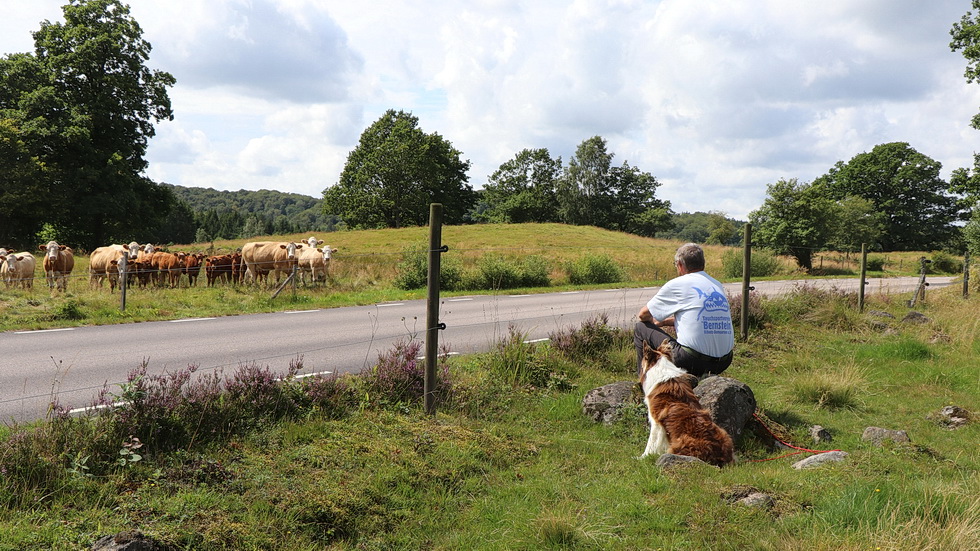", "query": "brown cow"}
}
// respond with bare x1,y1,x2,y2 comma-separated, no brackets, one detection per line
38,241,75,291
205,254,233,286
182,253,206,287
230,251,244,284
150,251,186,288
